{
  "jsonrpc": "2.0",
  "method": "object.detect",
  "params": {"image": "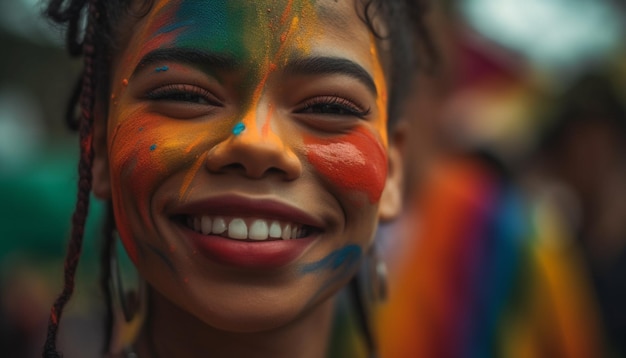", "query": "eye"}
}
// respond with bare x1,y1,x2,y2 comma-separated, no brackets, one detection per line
297,96,370,118
145,84,222,106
